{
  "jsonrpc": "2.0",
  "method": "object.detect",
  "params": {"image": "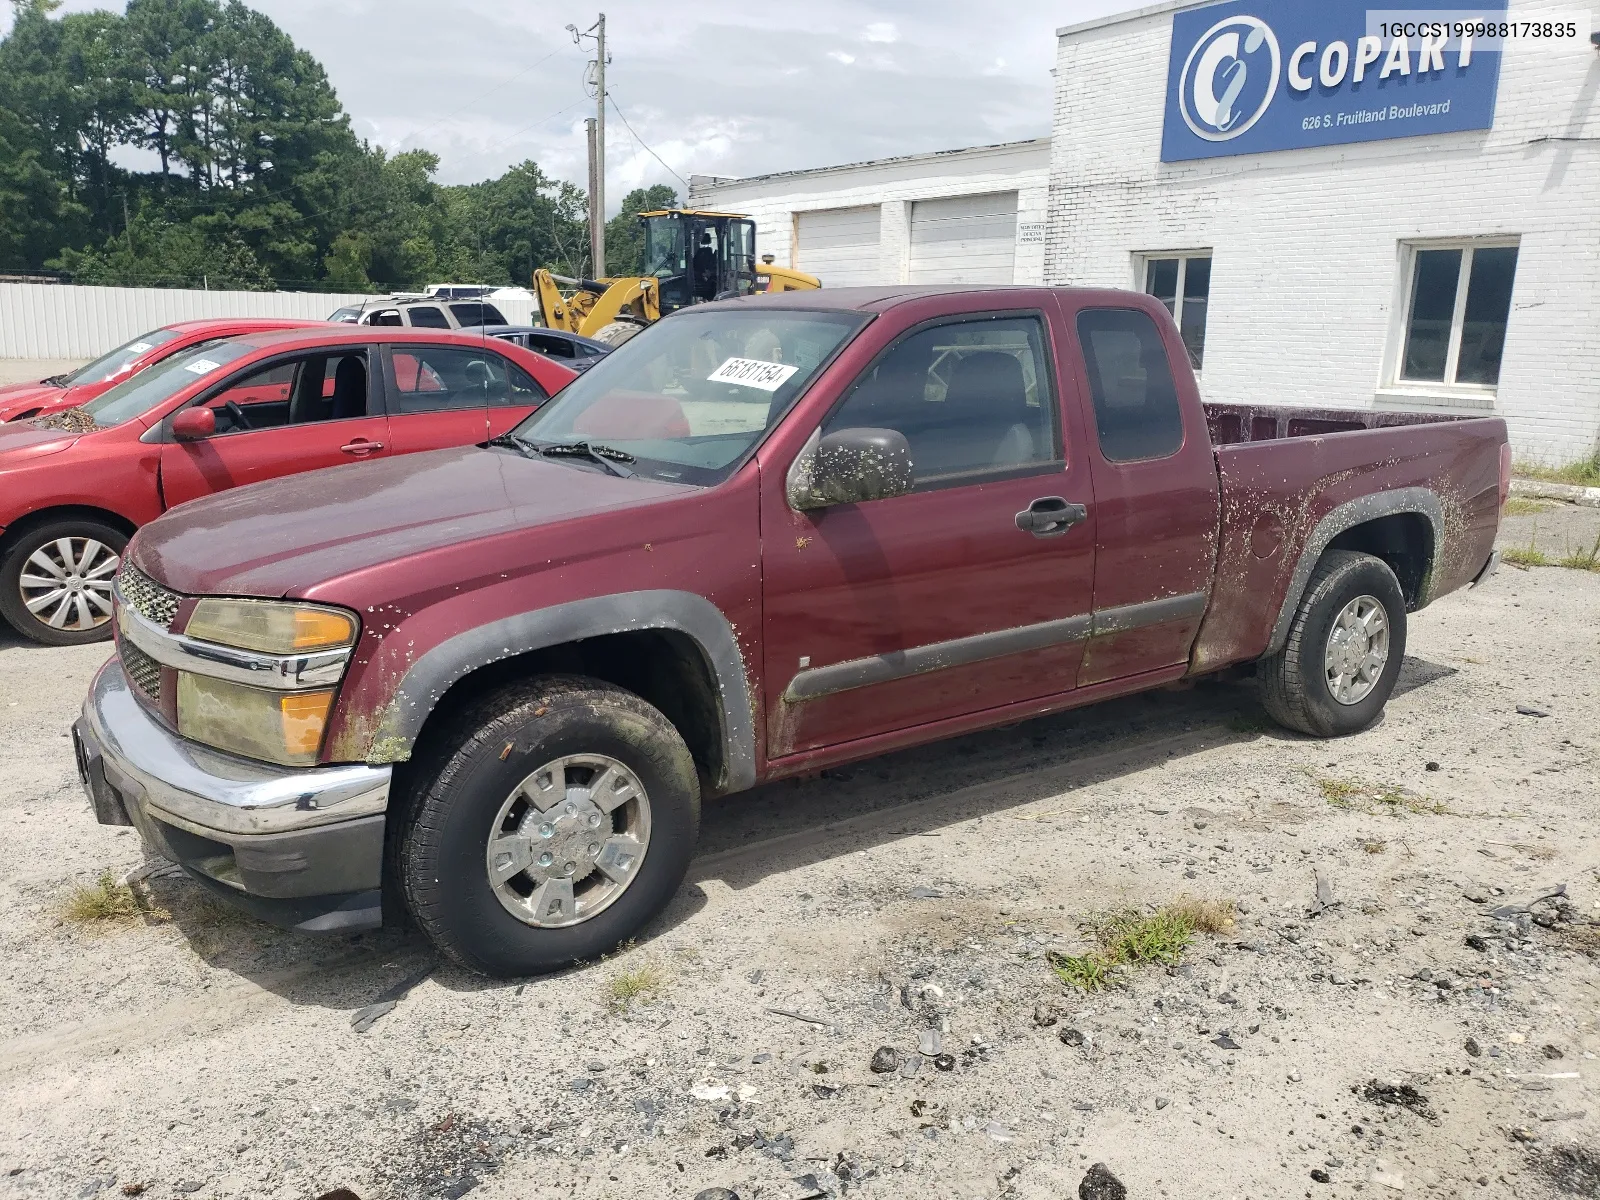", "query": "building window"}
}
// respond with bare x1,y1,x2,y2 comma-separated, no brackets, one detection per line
1142,252,1210,370
1398,241,1519,389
